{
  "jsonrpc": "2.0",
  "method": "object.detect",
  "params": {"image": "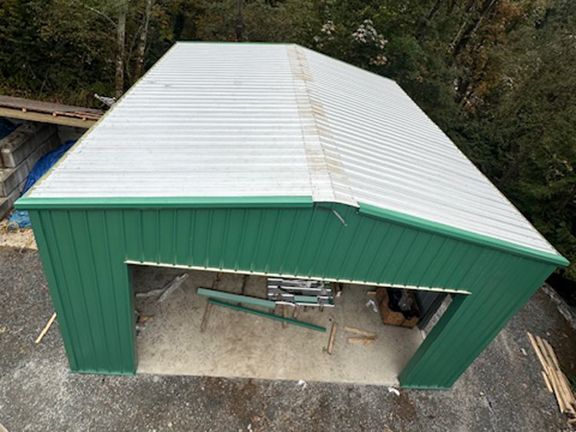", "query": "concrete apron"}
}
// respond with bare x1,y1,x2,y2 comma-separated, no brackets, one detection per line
134,269,423,386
